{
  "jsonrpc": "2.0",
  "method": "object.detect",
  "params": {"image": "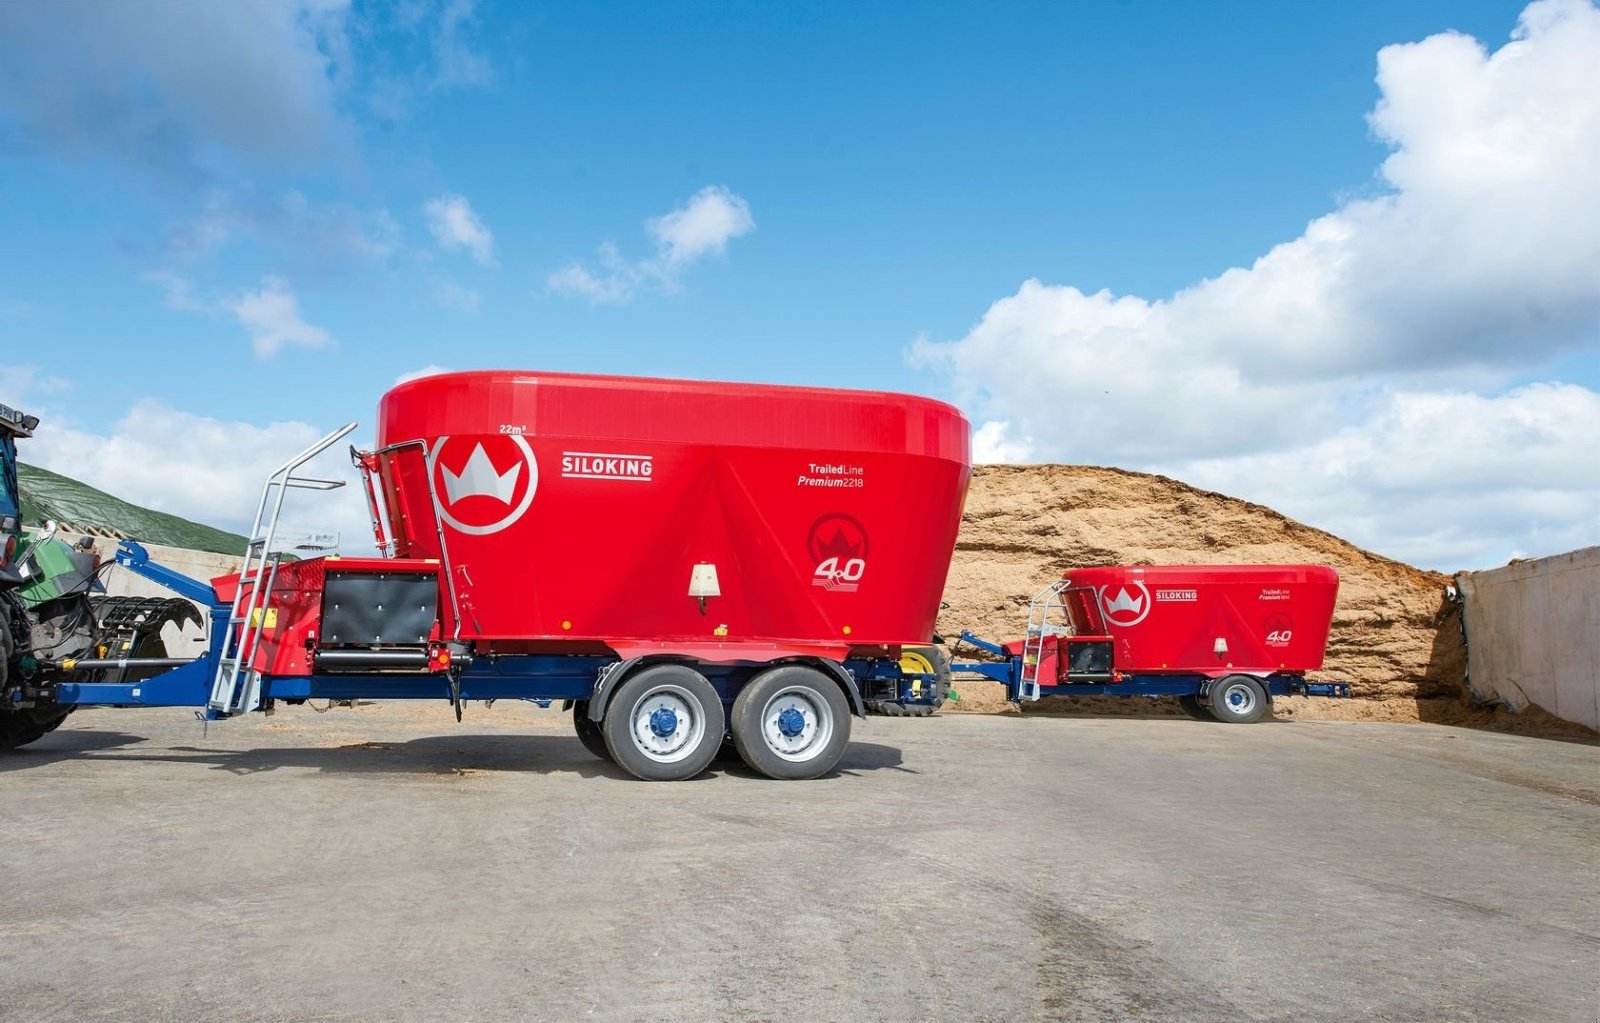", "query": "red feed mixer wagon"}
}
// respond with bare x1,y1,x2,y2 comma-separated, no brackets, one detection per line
951,564,1349,721
28,370,972,780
